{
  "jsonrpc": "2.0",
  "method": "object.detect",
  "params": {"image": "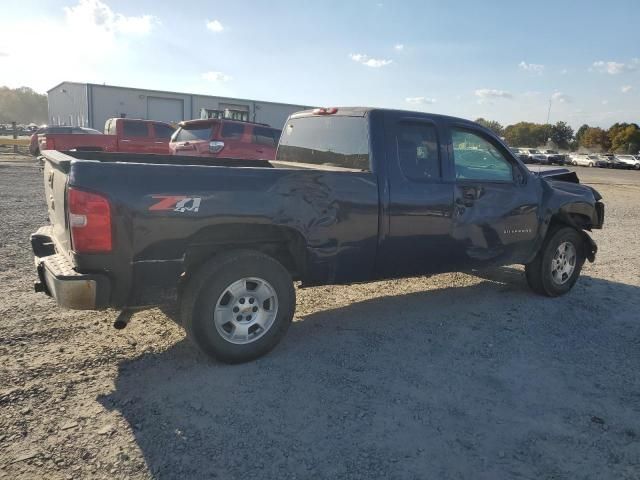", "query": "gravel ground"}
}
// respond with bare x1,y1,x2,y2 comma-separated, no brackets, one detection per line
1,153,639,479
